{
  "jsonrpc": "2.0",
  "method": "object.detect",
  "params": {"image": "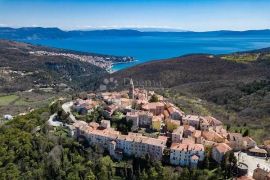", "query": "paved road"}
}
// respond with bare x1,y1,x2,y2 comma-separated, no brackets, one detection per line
48,101,77,127
235,152,270,176
62,101,76,122
48,113,63,127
